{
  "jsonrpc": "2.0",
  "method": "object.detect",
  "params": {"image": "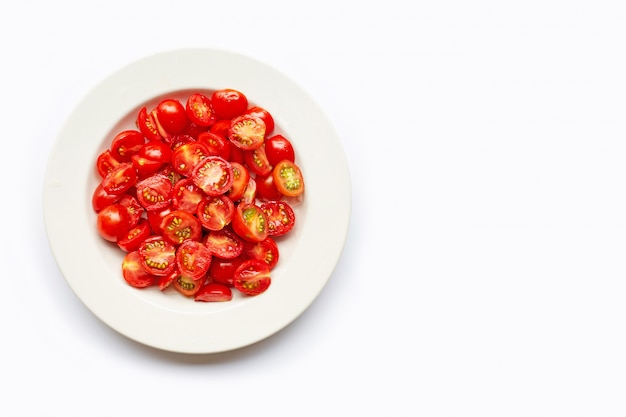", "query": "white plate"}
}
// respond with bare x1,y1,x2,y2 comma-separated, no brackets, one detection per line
43,48,351,354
